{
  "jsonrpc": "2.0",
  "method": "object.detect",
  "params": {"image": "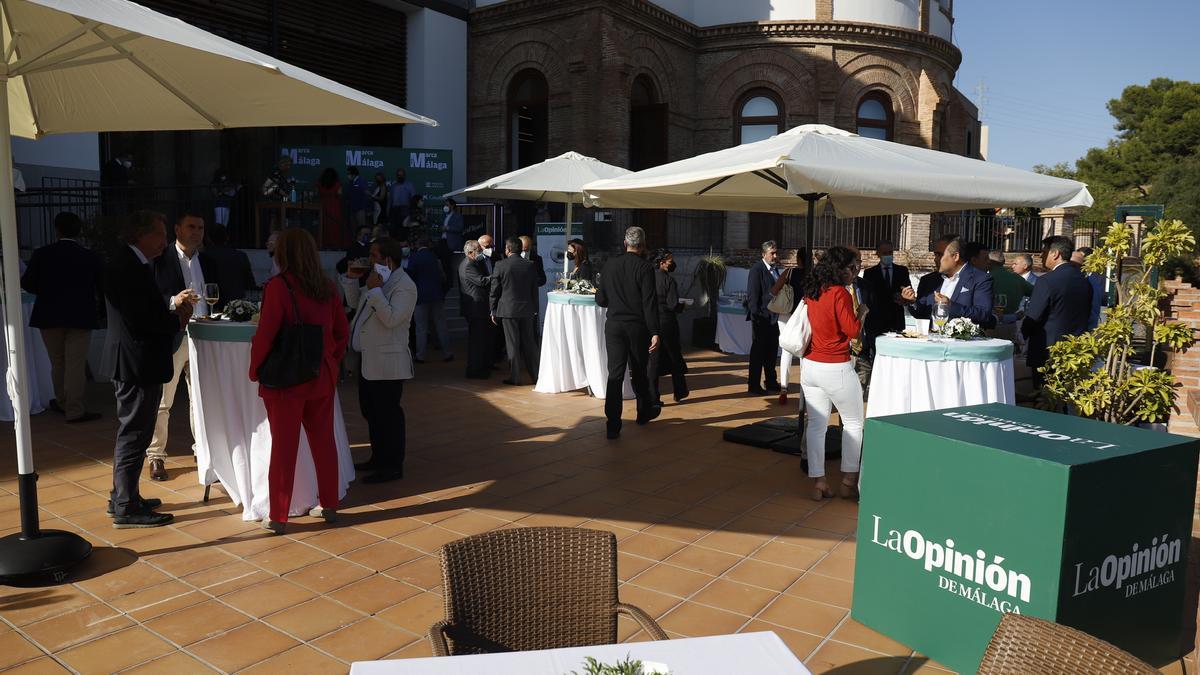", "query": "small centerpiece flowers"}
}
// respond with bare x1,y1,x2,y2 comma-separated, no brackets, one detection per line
941,317,981,340
224,299,259,323
564,278,597,295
